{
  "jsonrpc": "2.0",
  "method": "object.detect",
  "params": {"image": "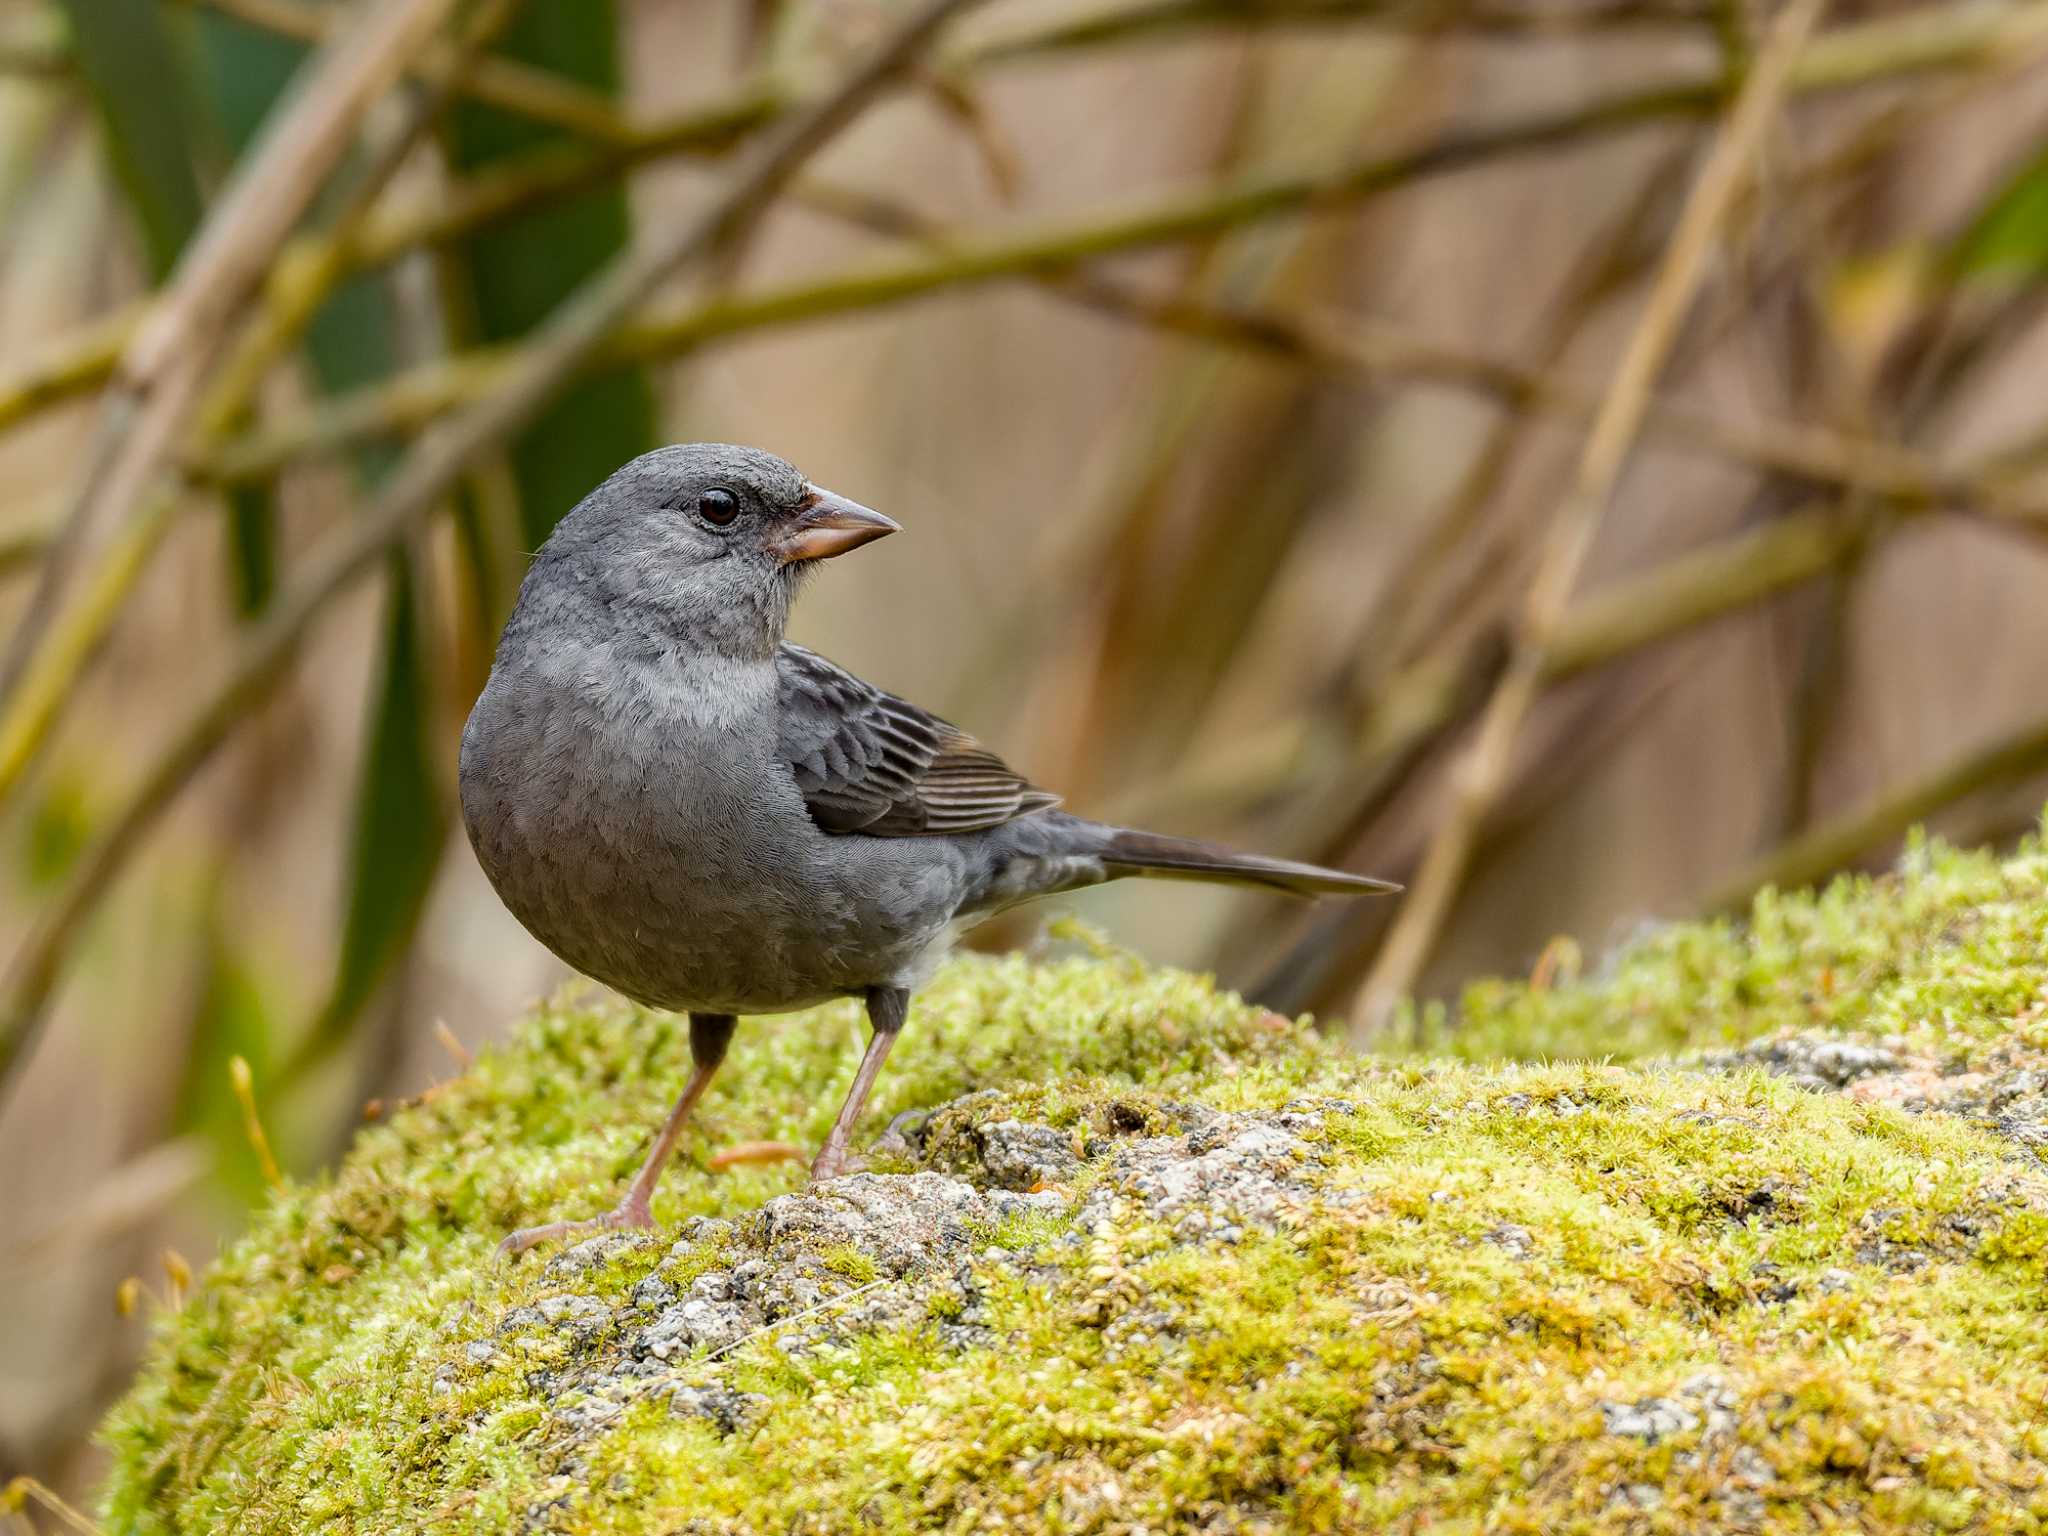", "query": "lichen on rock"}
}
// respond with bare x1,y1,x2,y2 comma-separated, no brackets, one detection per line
99,833,2048,1532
